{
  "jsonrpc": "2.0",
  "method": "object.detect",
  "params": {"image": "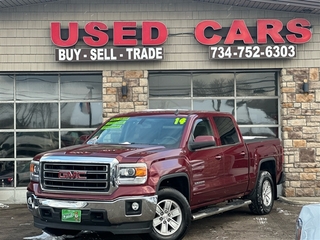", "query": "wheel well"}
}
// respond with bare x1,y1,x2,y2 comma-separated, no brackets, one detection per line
158,176,190,202
260,159,277,198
